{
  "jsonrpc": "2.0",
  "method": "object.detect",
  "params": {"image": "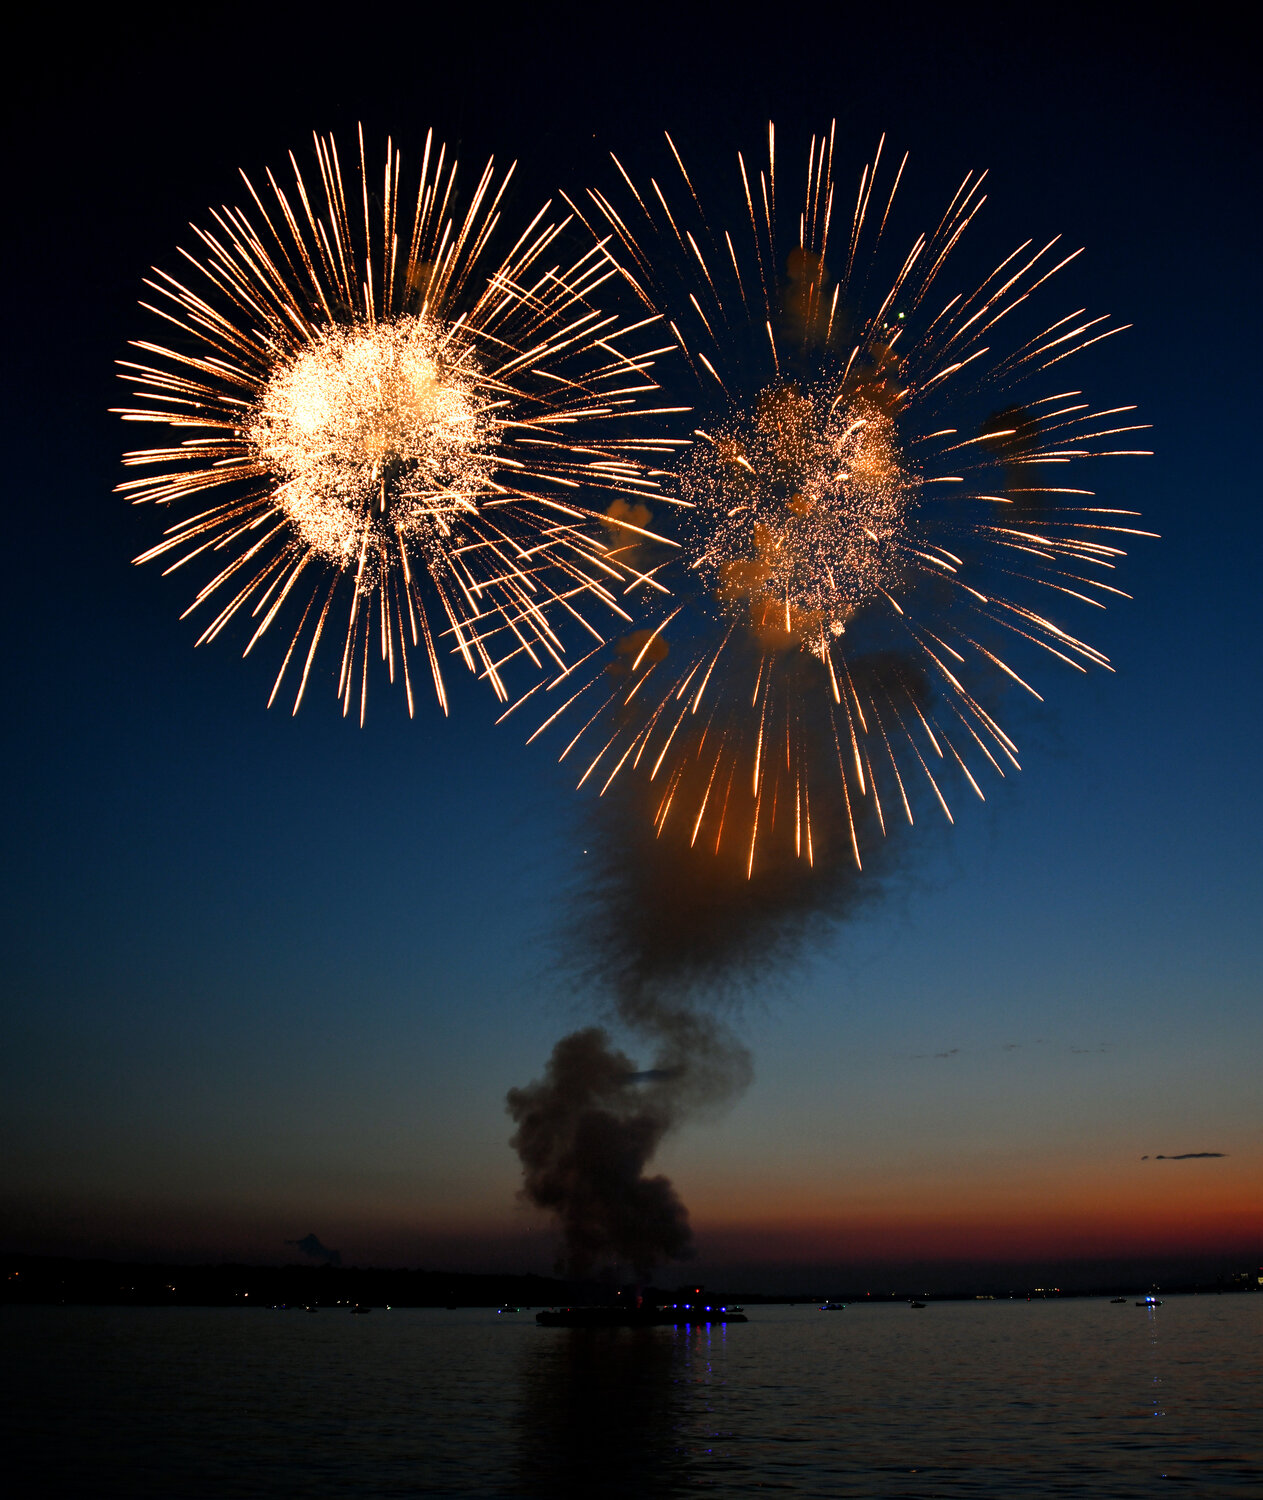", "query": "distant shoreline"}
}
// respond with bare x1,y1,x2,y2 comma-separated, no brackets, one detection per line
4,1253,1259,1308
